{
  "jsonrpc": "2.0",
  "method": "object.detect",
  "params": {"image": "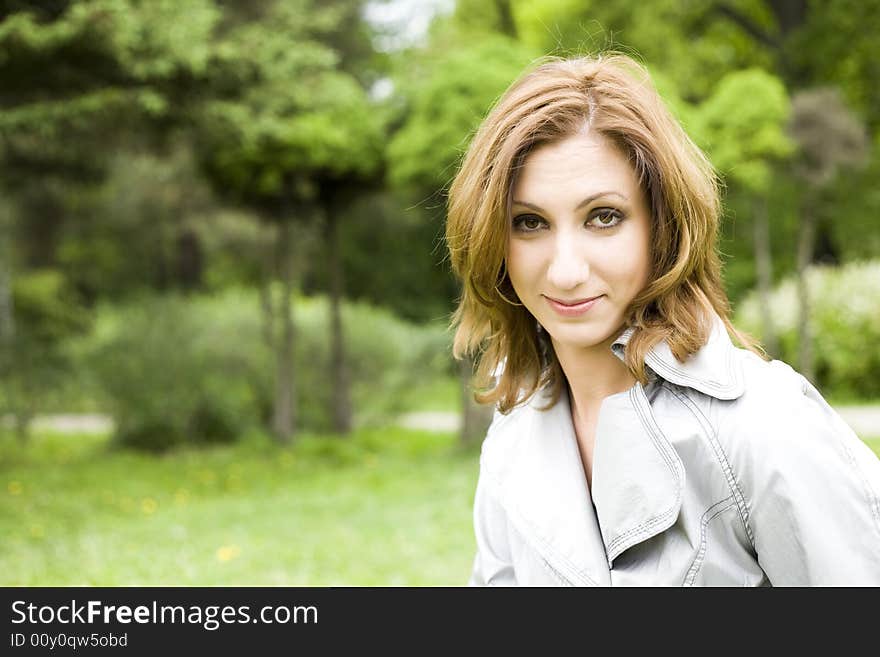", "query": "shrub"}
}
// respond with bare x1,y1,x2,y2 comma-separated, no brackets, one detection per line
89,294,256,451
86,289,451,450
735,261,880,400
0,269,91,437
293,296,451,430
